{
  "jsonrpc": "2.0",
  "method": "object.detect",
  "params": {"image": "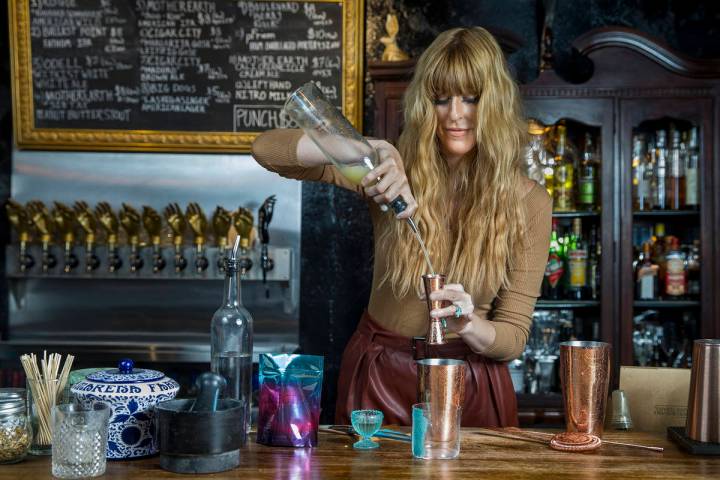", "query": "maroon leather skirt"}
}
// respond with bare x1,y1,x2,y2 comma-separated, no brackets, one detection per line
335,311,519,426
